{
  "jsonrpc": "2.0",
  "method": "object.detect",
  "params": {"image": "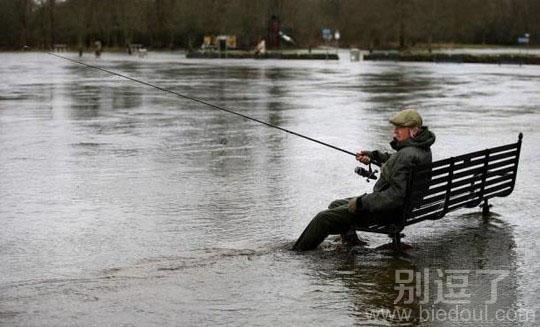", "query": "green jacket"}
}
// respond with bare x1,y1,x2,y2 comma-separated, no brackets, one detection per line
359,127,436,213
